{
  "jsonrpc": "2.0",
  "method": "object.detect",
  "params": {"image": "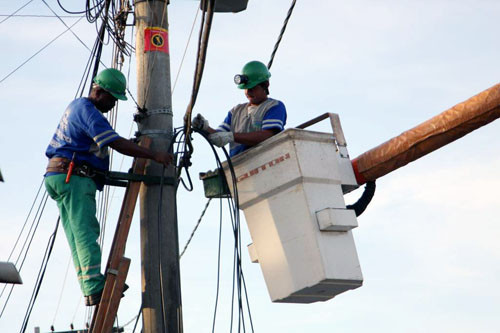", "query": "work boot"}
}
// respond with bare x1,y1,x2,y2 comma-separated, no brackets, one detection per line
84,291,102,306
84,283,129,306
